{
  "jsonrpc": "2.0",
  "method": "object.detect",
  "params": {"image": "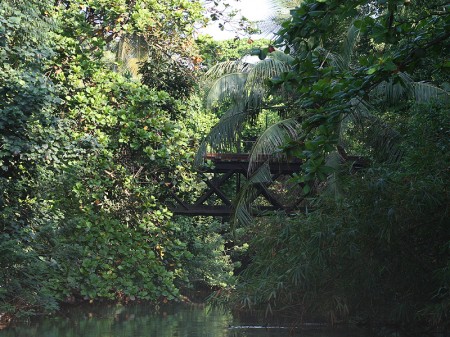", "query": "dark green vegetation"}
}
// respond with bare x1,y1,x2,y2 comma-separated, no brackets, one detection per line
199,0,449,333
0,0,232,320
1,0,449,335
